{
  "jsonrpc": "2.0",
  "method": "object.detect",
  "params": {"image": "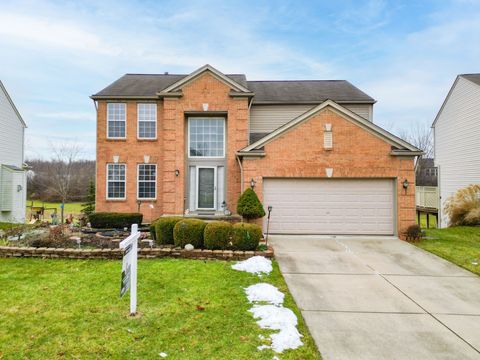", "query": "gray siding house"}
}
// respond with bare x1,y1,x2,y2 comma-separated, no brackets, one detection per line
432,74,480,227
0,81,27,223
